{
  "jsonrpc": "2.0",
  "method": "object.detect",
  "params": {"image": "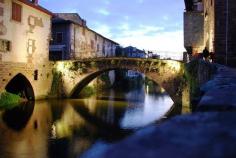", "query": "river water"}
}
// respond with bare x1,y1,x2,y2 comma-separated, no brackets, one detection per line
0,82,174,158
